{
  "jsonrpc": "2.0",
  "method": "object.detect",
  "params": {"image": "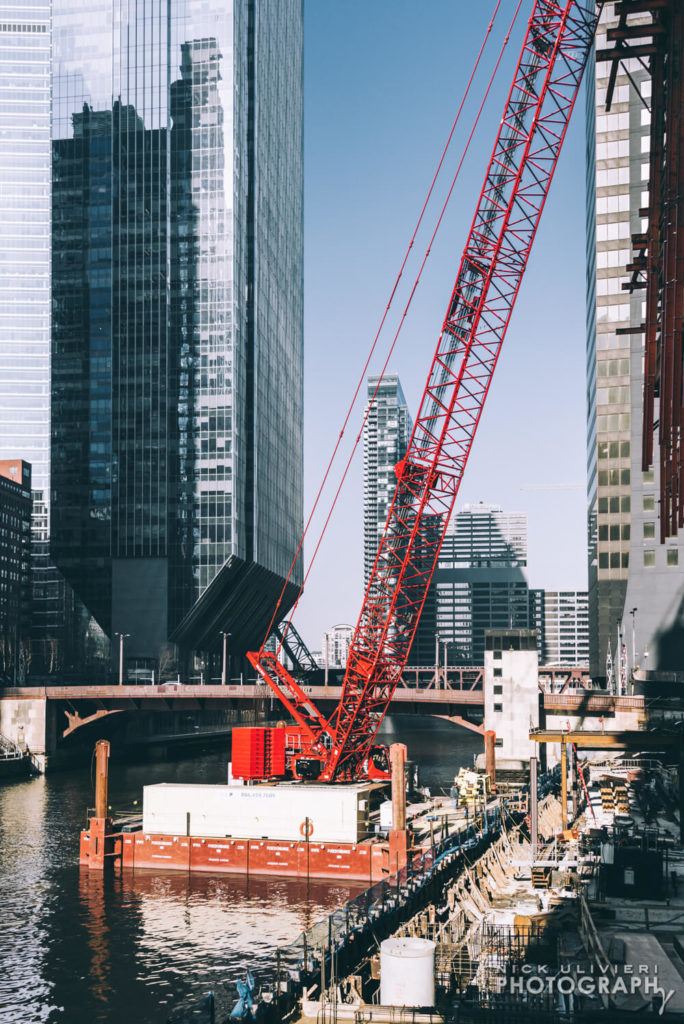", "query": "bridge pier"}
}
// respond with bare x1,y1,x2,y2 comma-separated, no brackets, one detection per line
0,692,57,772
